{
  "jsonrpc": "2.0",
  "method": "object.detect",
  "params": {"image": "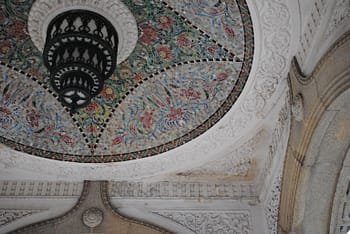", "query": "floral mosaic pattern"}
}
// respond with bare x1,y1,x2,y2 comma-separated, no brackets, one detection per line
0,0,46,78
163,0,245,59
0,0,253,162
96,61,241,155
0,66,90,156
0,0,236,148
76,0,235,145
